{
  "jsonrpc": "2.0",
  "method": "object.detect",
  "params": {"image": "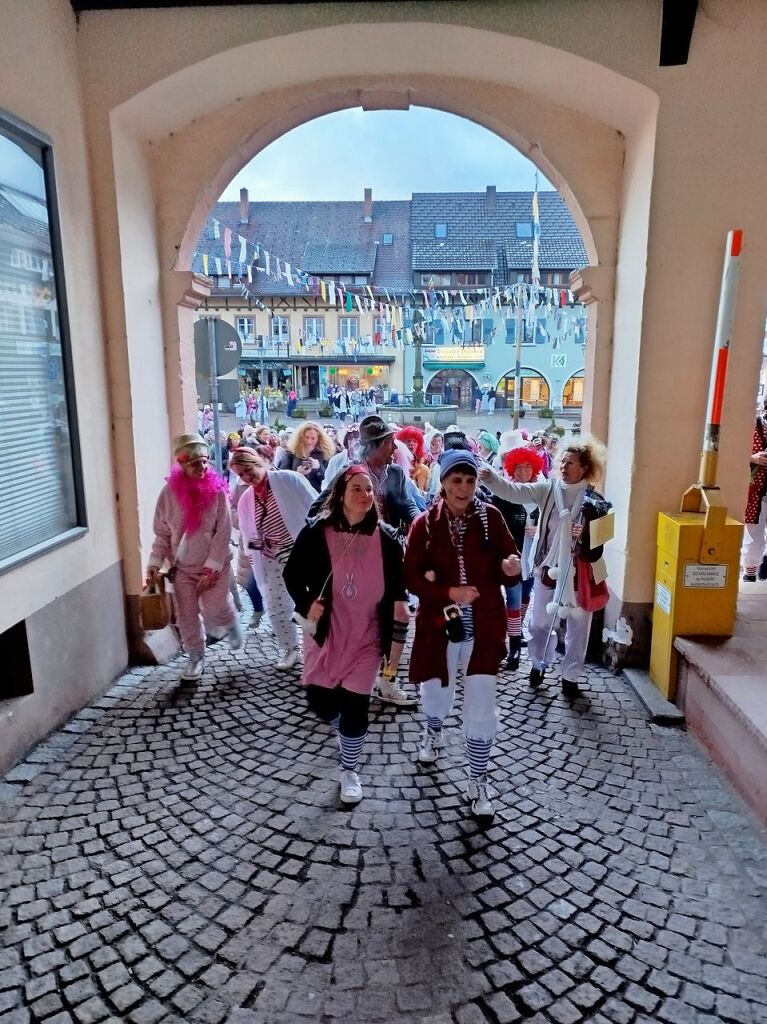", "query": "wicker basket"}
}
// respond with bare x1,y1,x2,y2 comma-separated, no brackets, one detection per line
140,579,170,631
